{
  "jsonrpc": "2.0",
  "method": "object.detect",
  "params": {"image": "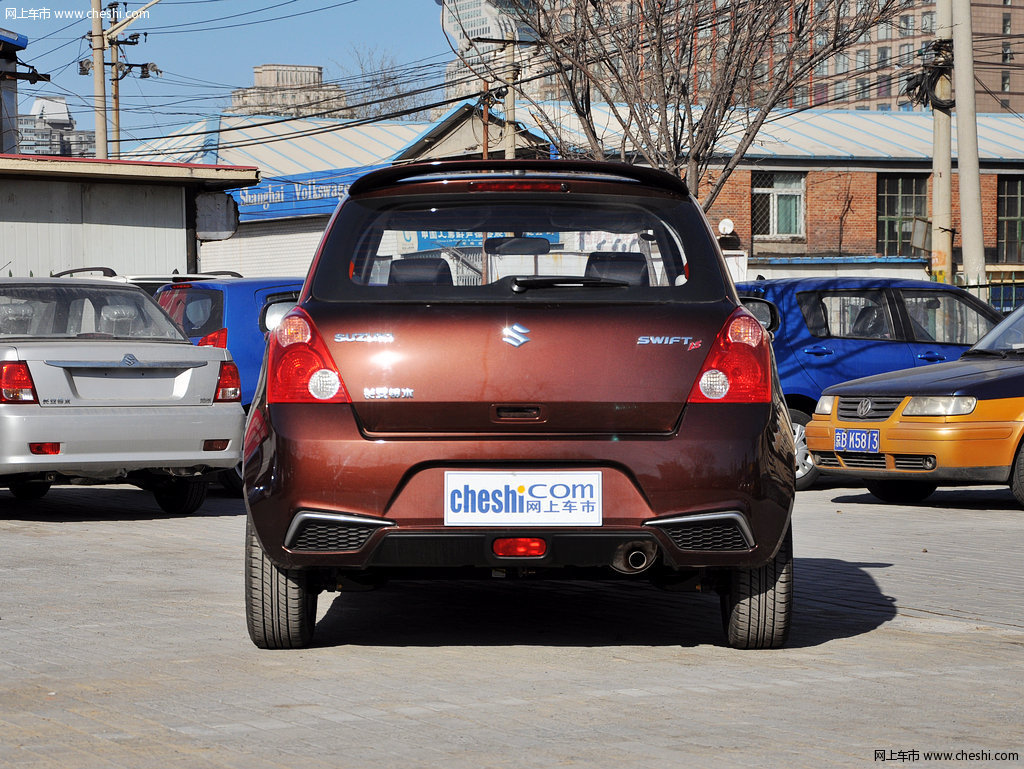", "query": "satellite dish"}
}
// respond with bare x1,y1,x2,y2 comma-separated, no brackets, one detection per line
718,218,735,236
